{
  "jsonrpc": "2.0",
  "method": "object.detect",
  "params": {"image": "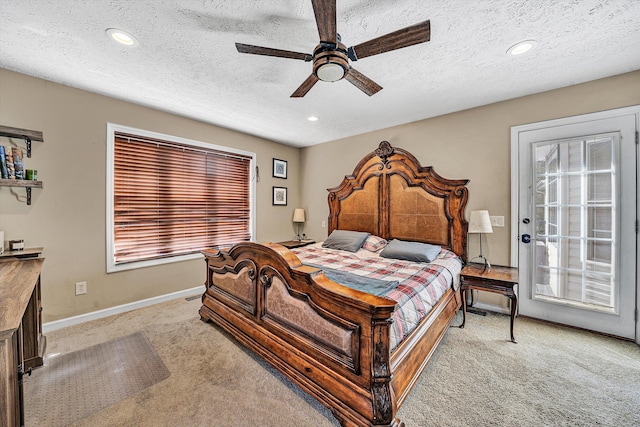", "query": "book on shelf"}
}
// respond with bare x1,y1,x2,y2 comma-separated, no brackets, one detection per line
12,147,24,180
0,146,8,179
4,145,15,179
